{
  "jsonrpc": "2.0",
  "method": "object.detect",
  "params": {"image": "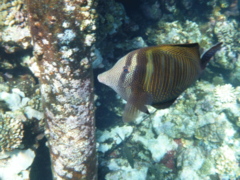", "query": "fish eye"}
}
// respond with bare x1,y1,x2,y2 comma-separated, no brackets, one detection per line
123,66,129,73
